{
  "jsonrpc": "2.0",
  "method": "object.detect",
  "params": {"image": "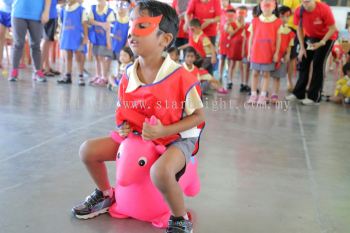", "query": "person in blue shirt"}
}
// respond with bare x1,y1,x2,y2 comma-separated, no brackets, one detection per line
0,0,14,70
41,0,61,77
107,0,131,86
88,0,116,86
57,0,88,86
9,0,51,82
